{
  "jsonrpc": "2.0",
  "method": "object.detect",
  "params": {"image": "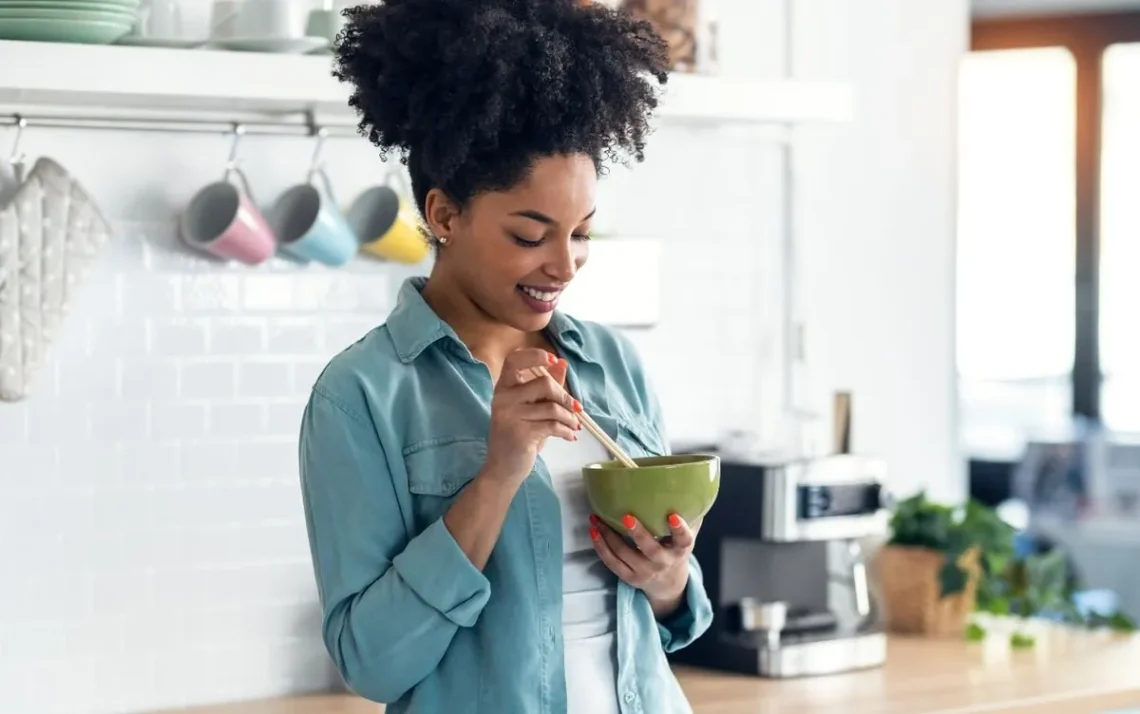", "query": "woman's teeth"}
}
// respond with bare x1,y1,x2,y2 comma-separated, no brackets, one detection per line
520,286,558,302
